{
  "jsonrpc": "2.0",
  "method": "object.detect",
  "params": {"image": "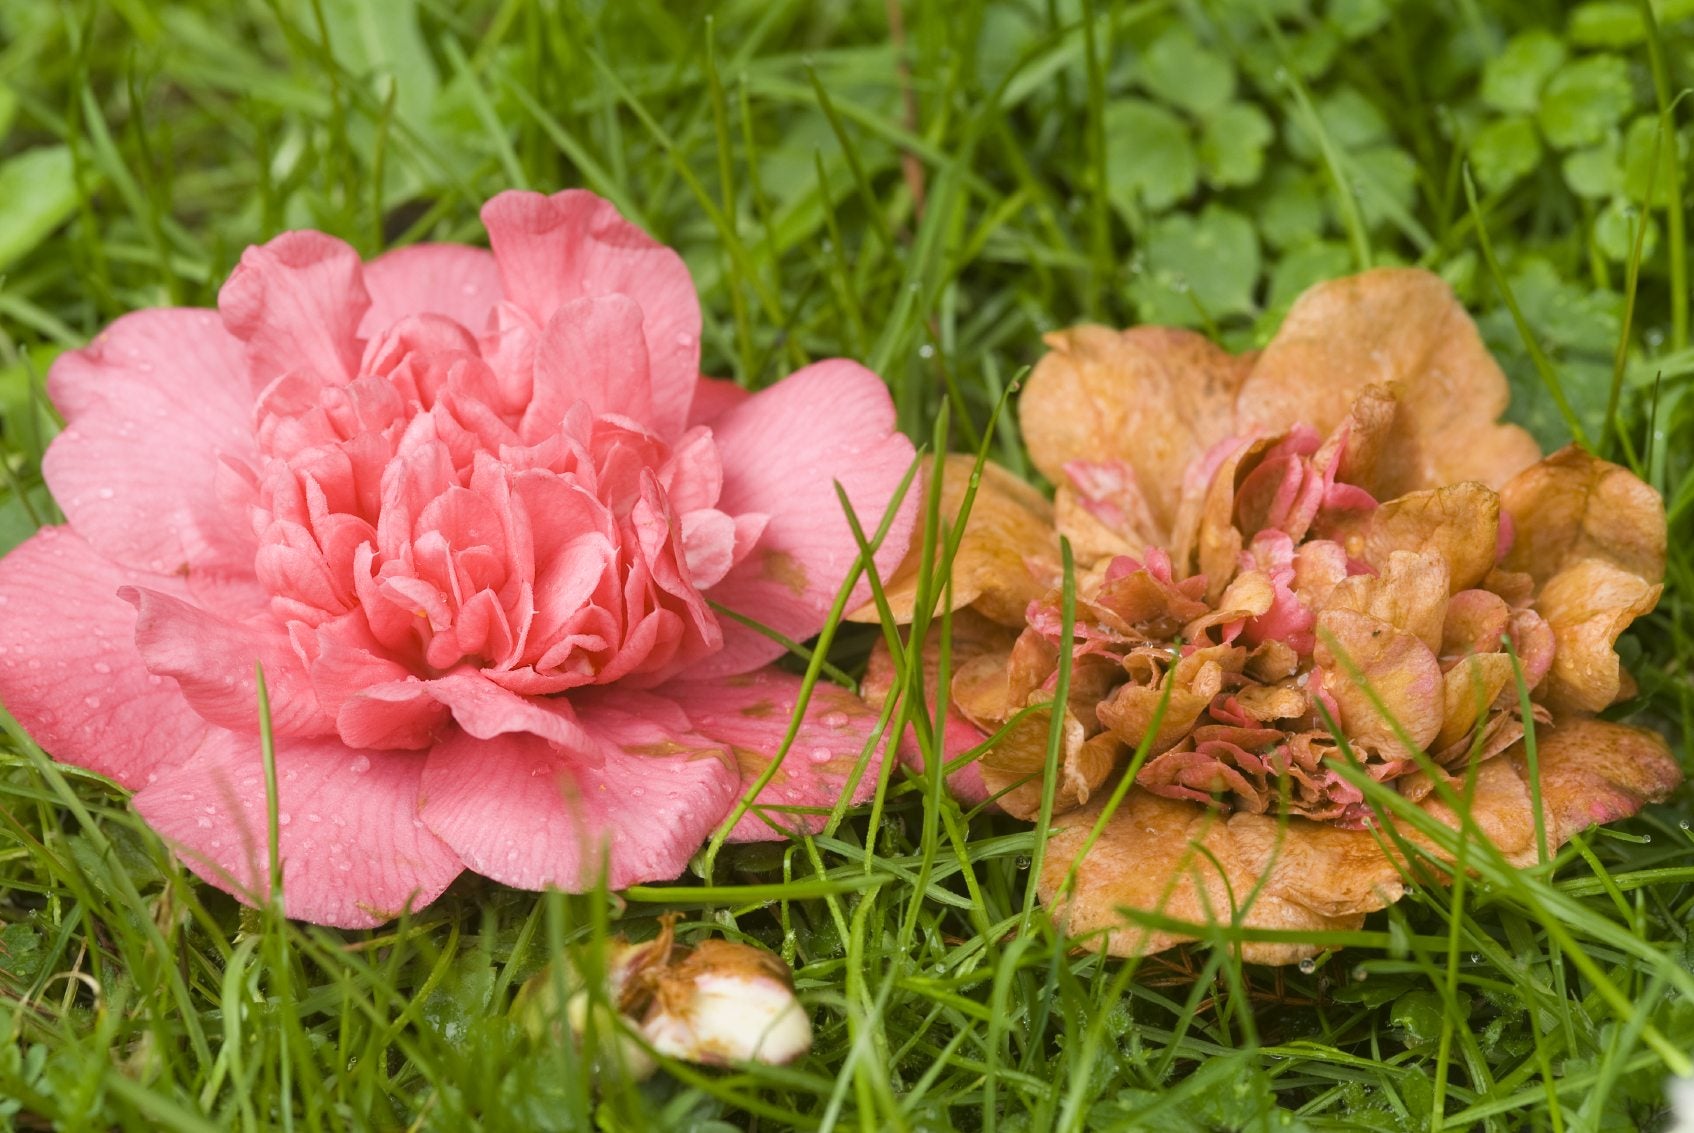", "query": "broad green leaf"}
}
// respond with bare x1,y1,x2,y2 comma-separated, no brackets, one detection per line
1129,205,1260,325
1199,102,1273,188
1569,1,1646,47
1470,115,1542,193
1562,137,1624,198
1621,116,1685,208
0,84,15,142
0,146,78,270
1288,87,1389,162
1104,99,1198,212
1595,197,1659,261
1327,0,1392,40
1481,29,1568,113
1351,145,1419,228
1538,55,1634,149
1259,174,1327,250
1138,29,1235,119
